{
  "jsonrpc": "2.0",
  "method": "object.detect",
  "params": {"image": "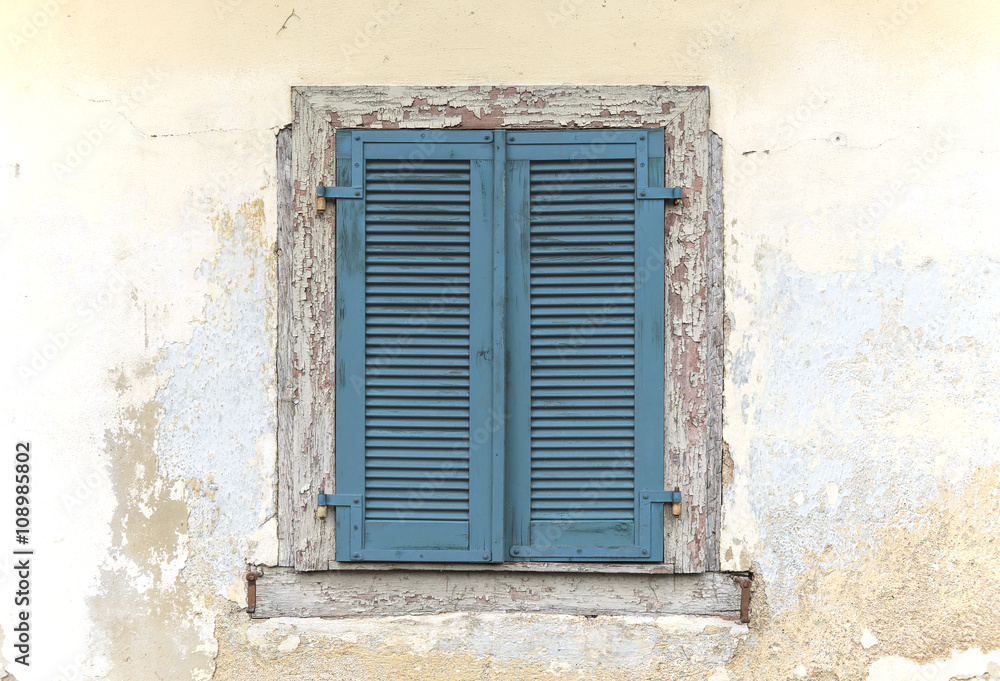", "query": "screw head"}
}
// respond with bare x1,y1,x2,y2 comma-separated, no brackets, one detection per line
640,162,645,167
354,162,359,167
353,553,360,558
354,190,360,196
354,135,360,140
353,525,359,530
641,549,649,555
642,493,648,499
484,134,491,140
511,548,520,555
640,135,645,140
353,498,360,503
483,553,490,560
640,190,646,196
508,136,515,142
420,133,425,138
